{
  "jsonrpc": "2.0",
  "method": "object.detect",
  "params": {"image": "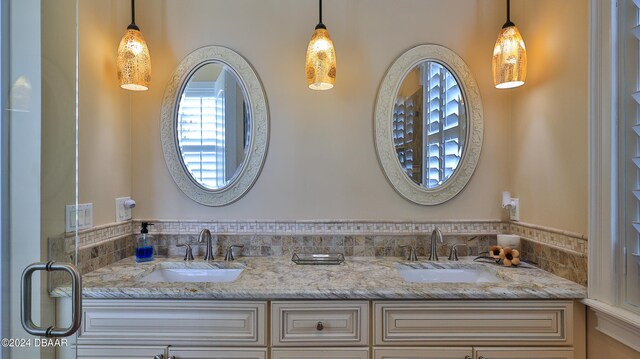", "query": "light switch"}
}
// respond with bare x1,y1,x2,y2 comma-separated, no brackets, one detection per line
65,203,93,232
